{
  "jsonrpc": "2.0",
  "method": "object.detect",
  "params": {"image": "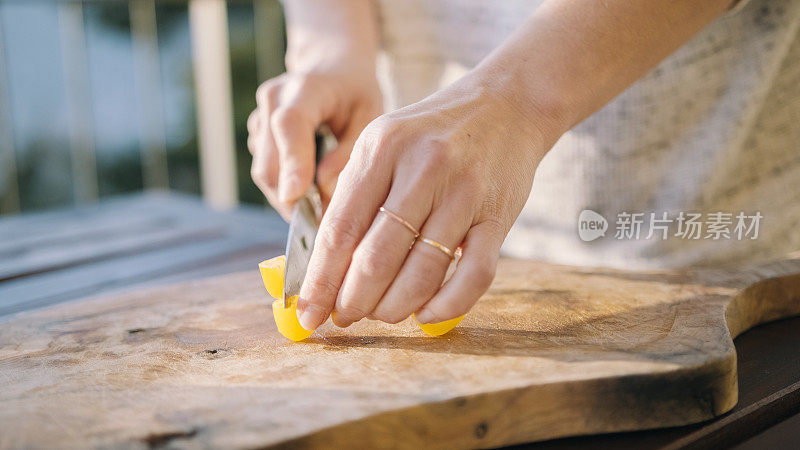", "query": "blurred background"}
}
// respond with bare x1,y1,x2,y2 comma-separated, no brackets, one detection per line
0,0,286,216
